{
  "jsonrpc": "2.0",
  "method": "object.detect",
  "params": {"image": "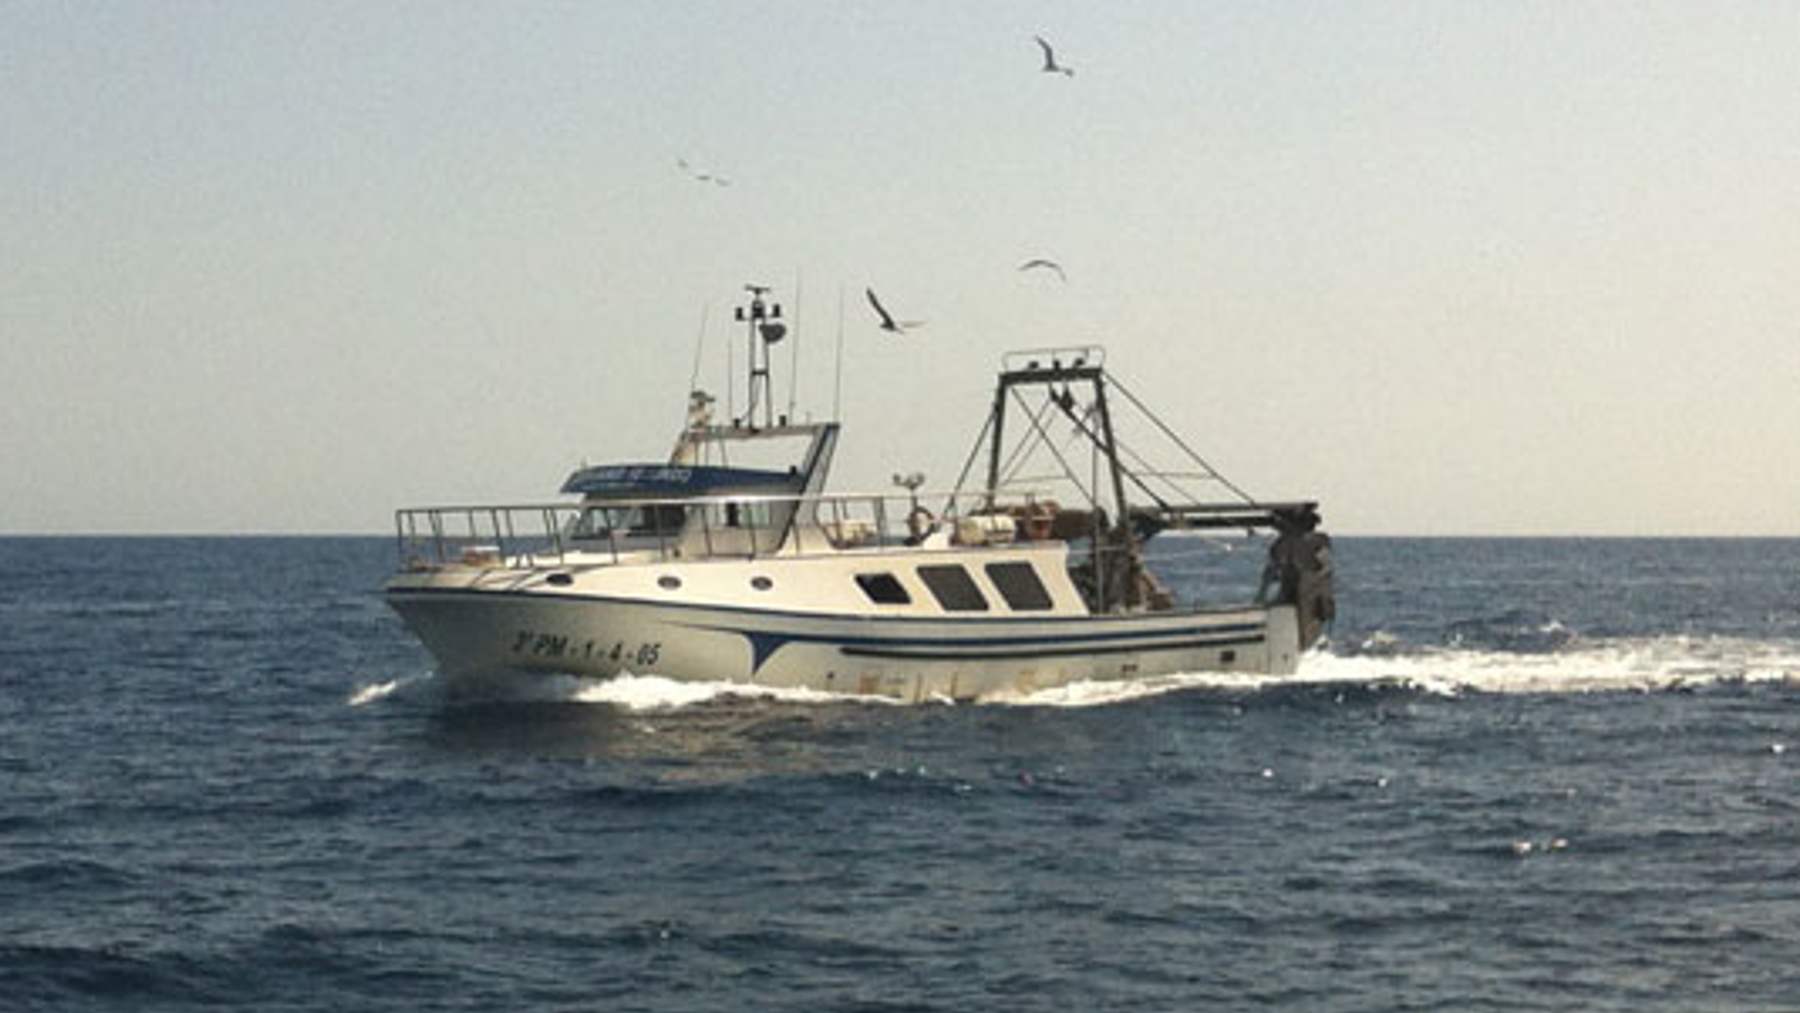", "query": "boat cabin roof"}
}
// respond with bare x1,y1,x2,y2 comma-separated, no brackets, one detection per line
560,463,802,501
